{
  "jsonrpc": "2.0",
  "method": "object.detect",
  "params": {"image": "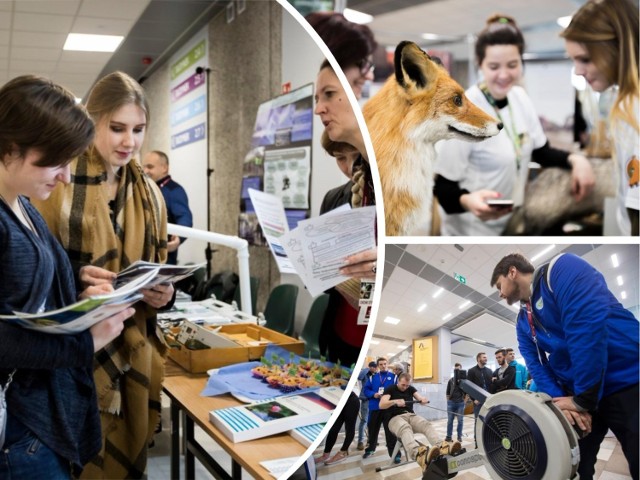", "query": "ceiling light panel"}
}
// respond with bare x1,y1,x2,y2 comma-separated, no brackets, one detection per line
64,33,124,52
